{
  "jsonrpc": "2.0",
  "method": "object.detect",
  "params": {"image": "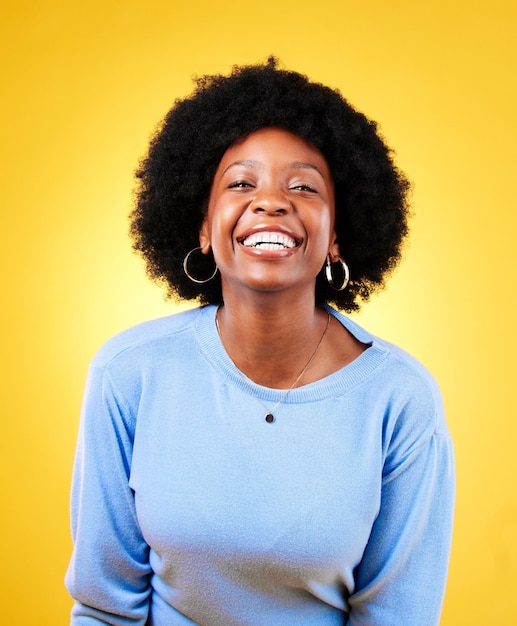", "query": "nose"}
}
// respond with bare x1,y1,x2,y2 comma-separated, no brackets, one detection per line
249,185,292,215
